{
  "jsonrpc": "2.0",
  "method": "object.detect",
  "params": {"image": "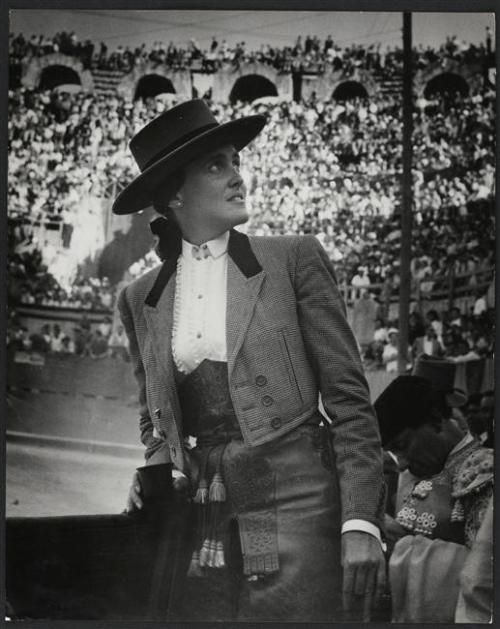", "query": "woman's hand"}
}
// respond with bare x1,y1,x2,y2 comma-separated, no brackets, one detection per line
126,471,144,512
341,530,386,621
125,469,192,513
